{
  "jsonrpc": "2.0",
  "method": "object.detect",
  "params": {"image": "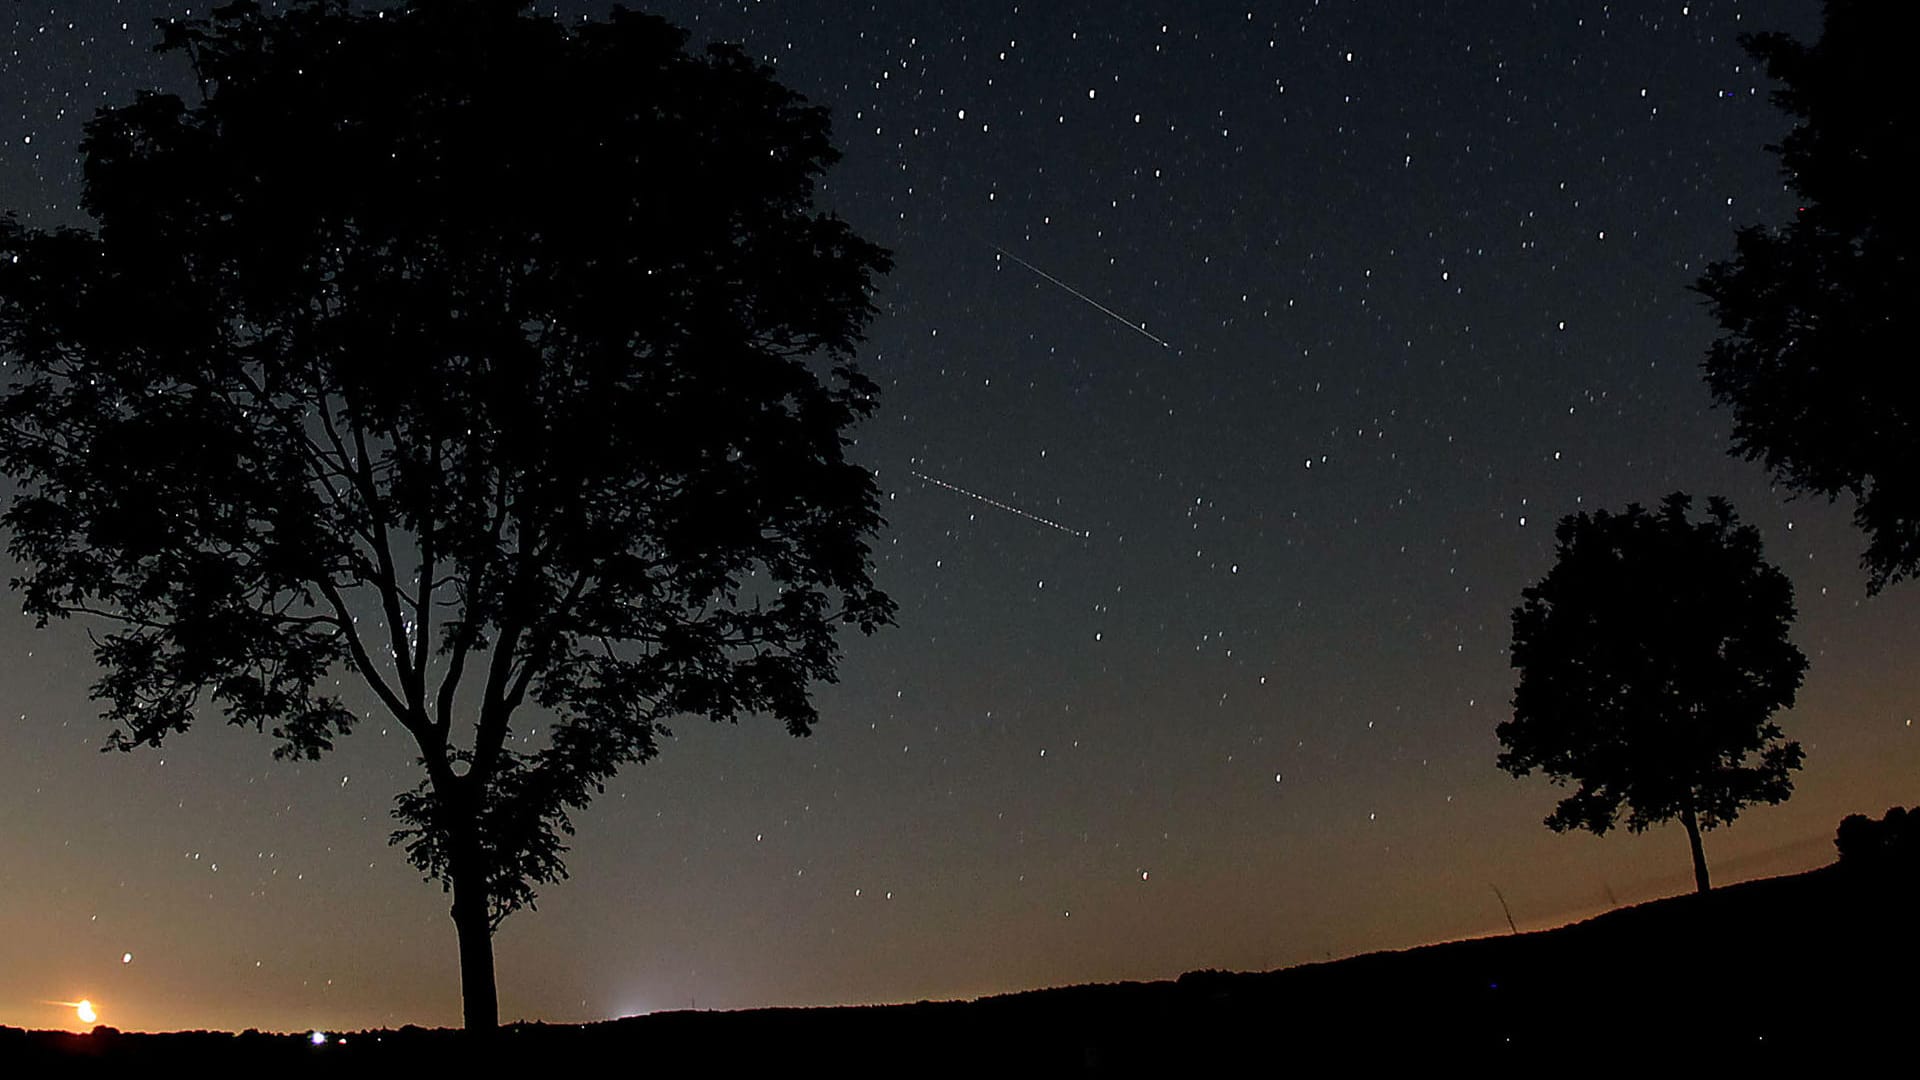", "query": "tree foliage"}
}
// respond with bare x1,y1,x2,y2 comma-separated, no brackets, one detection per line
0,0,893,1025
1694,0,1916,591
1500,494,1806,888
1835,806,1920,874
